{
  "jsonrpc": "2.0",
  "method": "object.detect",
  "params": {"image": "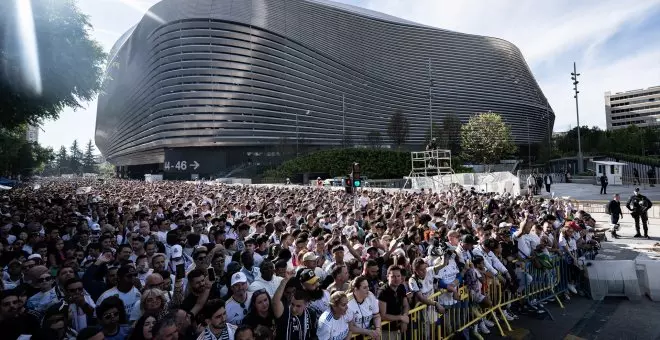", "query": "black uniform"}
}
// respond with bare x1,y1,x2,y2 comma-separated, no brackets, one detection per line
600,175,609,194
626,192,652,237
